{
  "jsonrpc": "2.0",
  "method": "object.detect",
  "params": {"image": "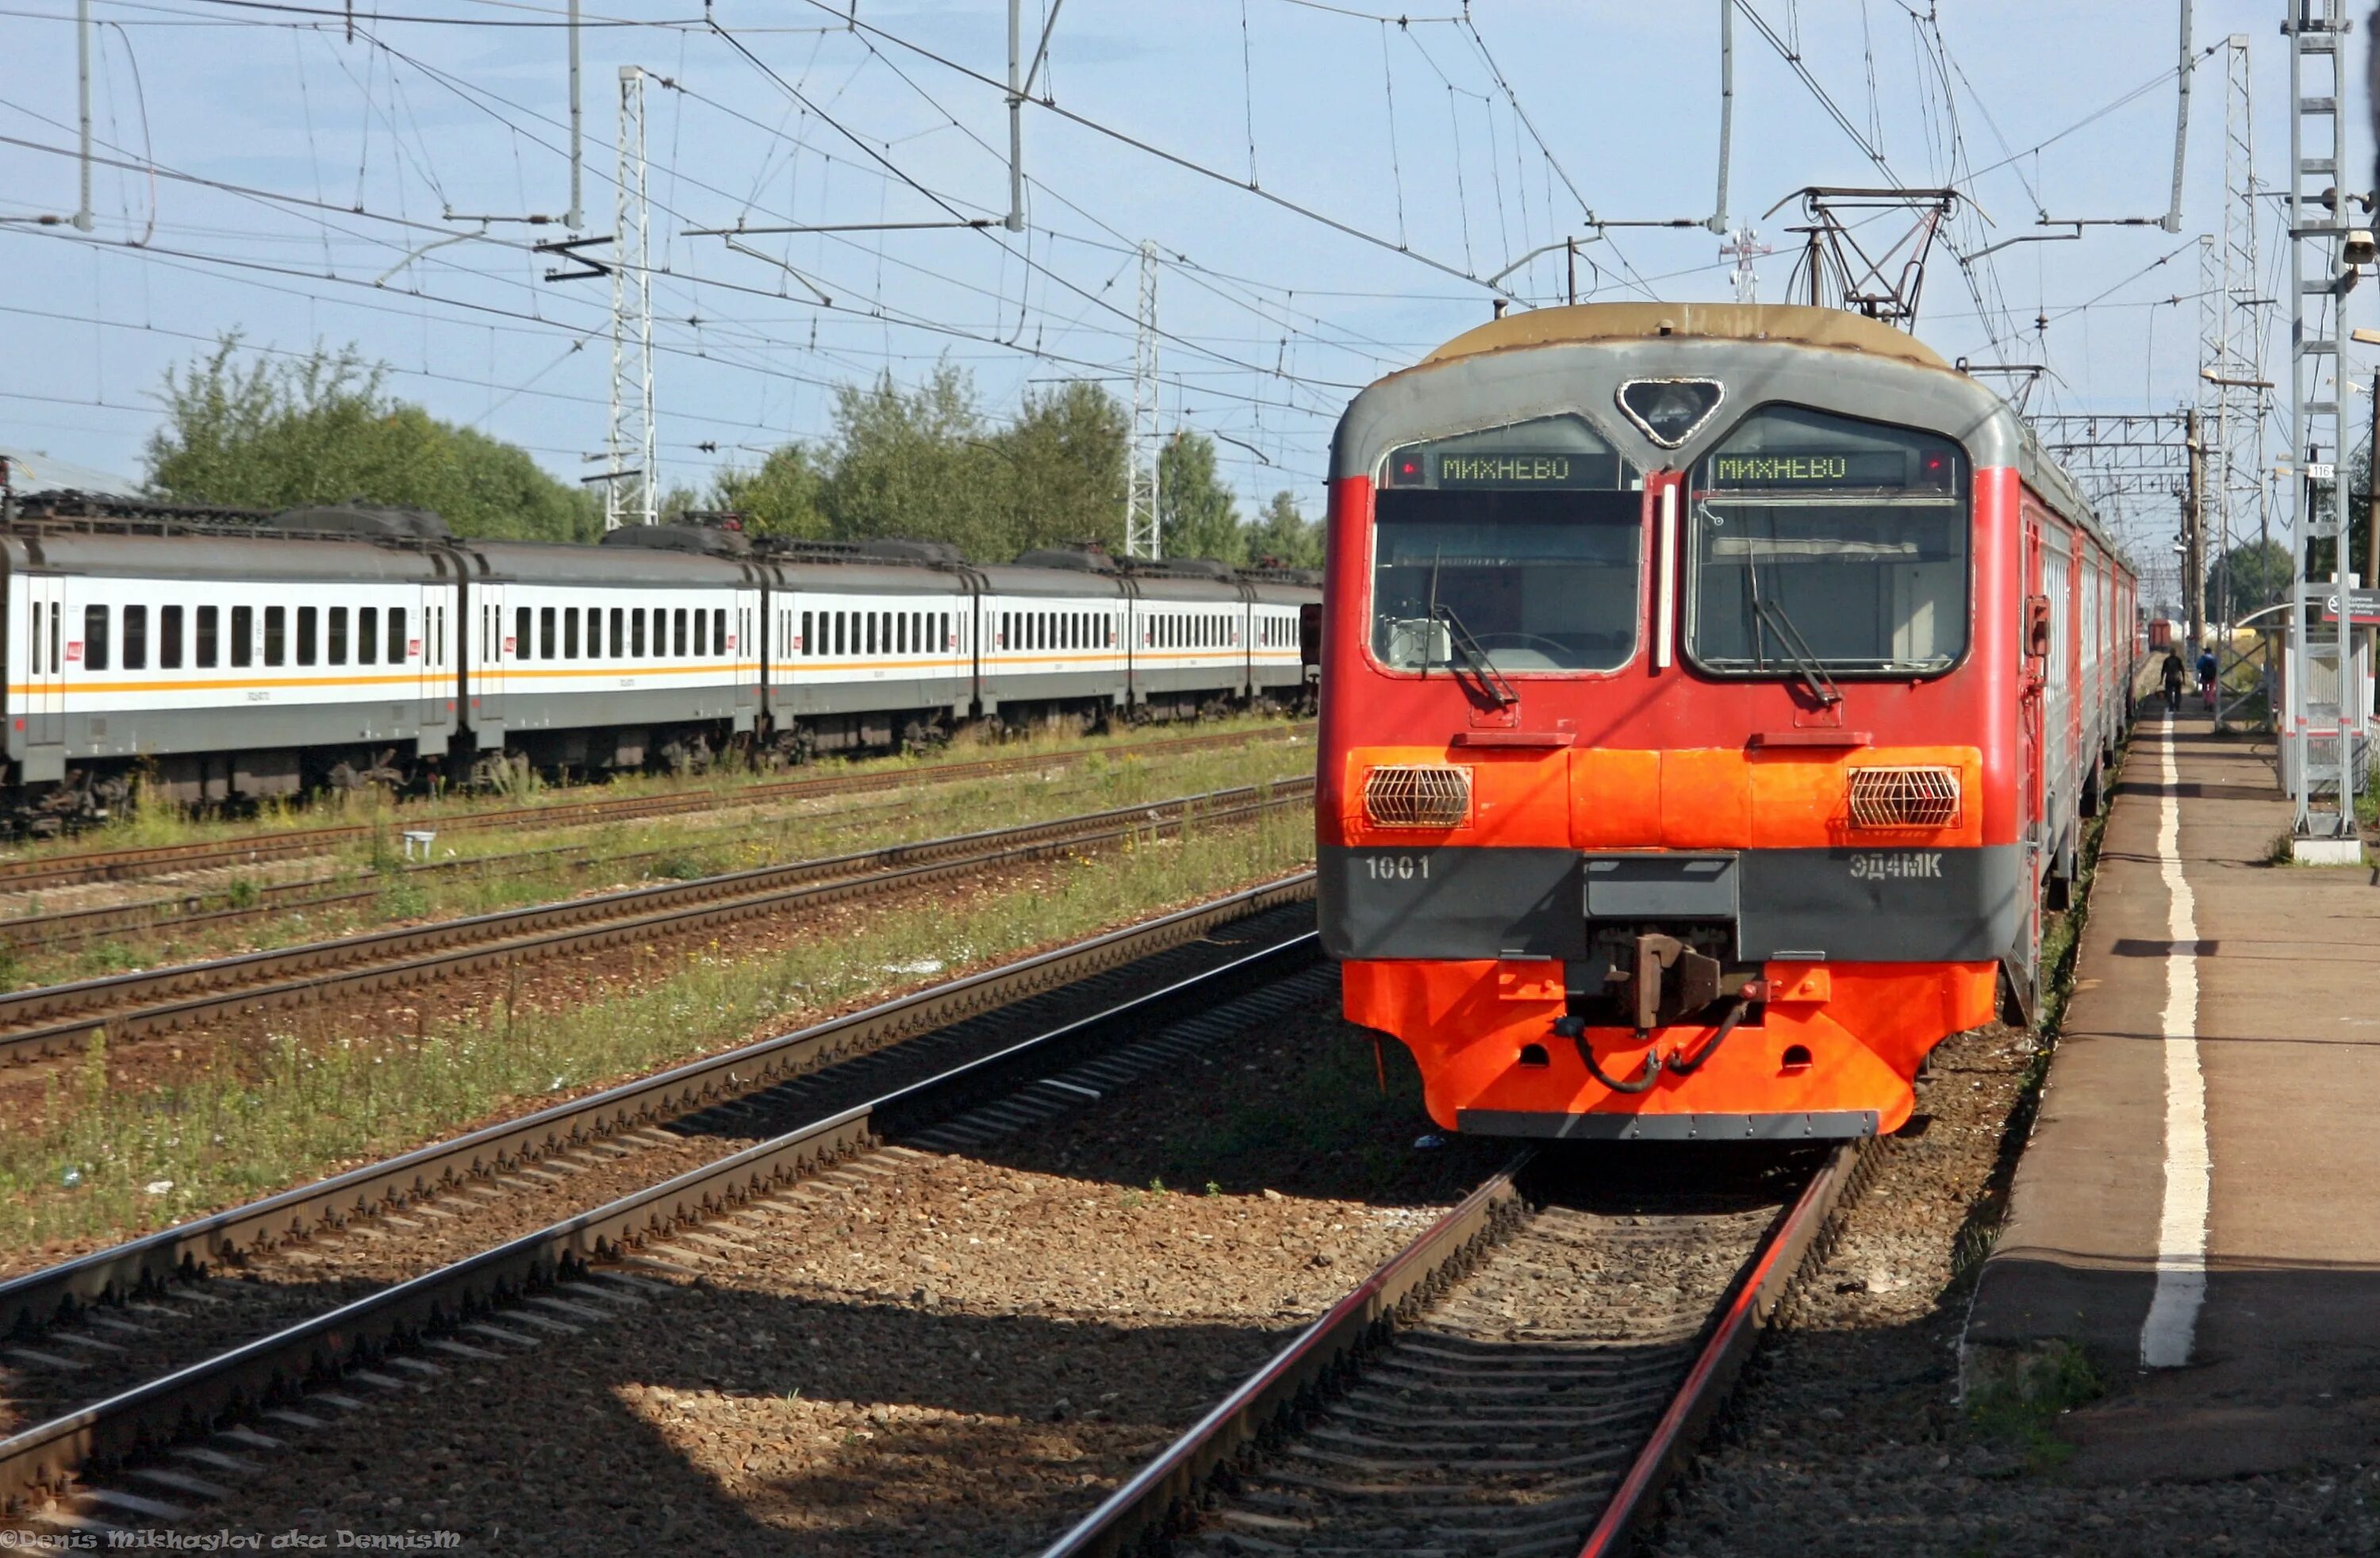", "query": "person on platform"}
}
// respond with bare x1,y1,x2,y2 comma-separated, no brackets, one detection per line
2196,646,2219,710
2161,648,2186,711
